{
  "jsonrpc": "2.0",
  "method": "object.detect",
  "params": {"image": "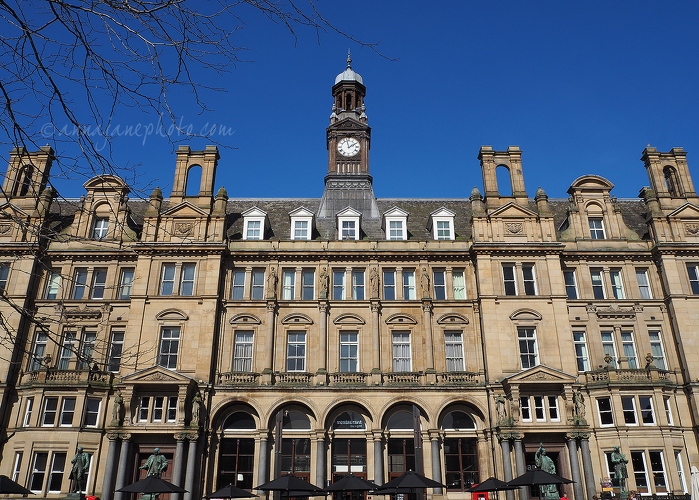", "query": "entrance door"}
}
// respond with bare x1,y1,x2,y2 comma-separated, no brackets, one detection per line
135,448,175,500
